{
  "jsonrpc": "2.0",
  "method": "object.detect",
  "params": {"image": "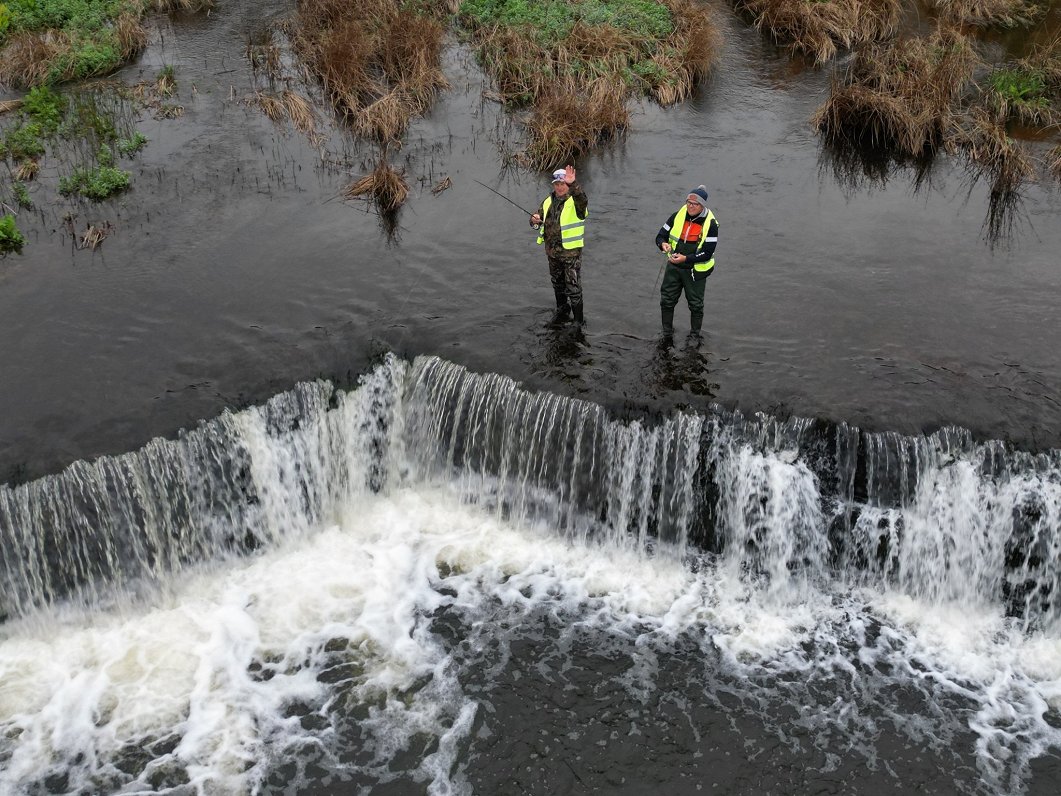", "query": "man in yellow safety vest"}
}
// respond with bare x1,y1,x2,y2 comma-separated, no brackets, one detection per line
530,165,589,325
